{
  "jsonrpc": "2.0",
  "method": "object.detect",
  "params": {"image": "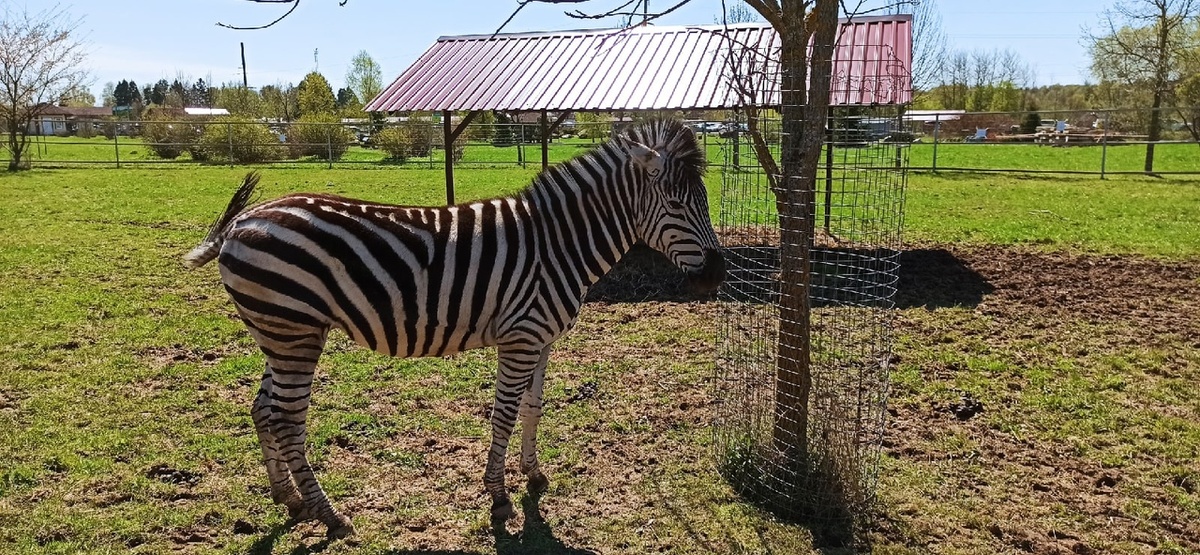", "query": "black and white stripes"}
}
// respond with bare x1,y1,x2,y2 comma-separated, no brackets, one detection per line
185,118,724,538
